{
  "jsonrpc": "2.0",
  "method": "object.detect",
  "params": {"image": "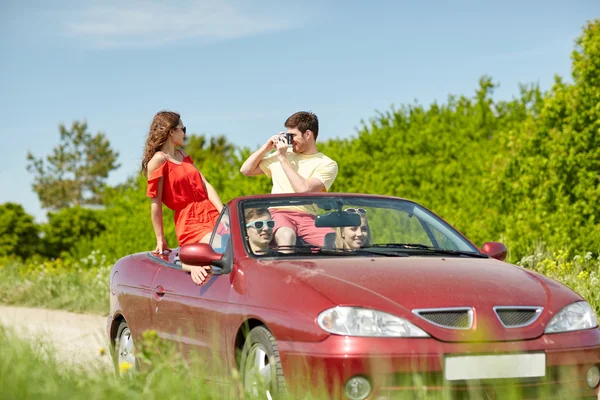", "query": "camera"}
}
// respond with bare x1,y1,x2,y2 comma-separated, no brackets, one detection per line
279,133,293,147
